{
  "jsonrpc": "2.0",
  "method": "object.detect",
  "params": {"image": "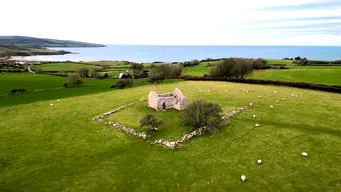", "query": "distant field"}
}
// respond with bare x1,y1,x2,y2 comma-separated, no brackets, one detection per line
0,73,182,107
266,59,294,65
33,63,101,72
100,71,121,77
250,68,341,85
182,67,210,76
